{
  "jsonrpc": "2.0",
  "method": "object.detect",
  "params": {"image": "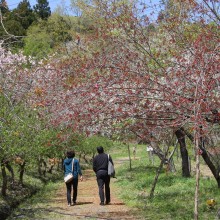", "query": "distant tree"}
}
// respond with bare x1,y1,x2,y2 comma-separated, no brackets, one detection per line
13,0,37,30
0,0,9,14
0,13,26,48
0,0,36,48
23,24,52,59
1,18,26,36
24,14,72,59
45,14,72,43
34,0,51,20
